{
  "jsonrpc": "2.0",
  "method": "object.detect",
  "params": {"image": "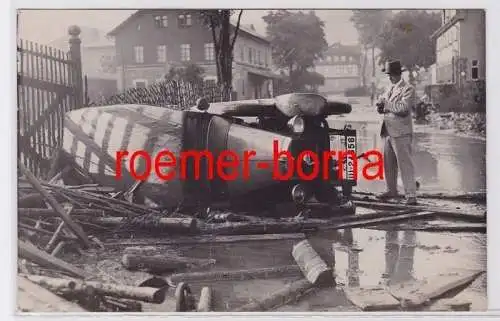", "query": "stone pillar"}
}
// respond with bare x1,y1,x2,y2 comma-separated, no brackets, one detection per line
68,25,83,109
